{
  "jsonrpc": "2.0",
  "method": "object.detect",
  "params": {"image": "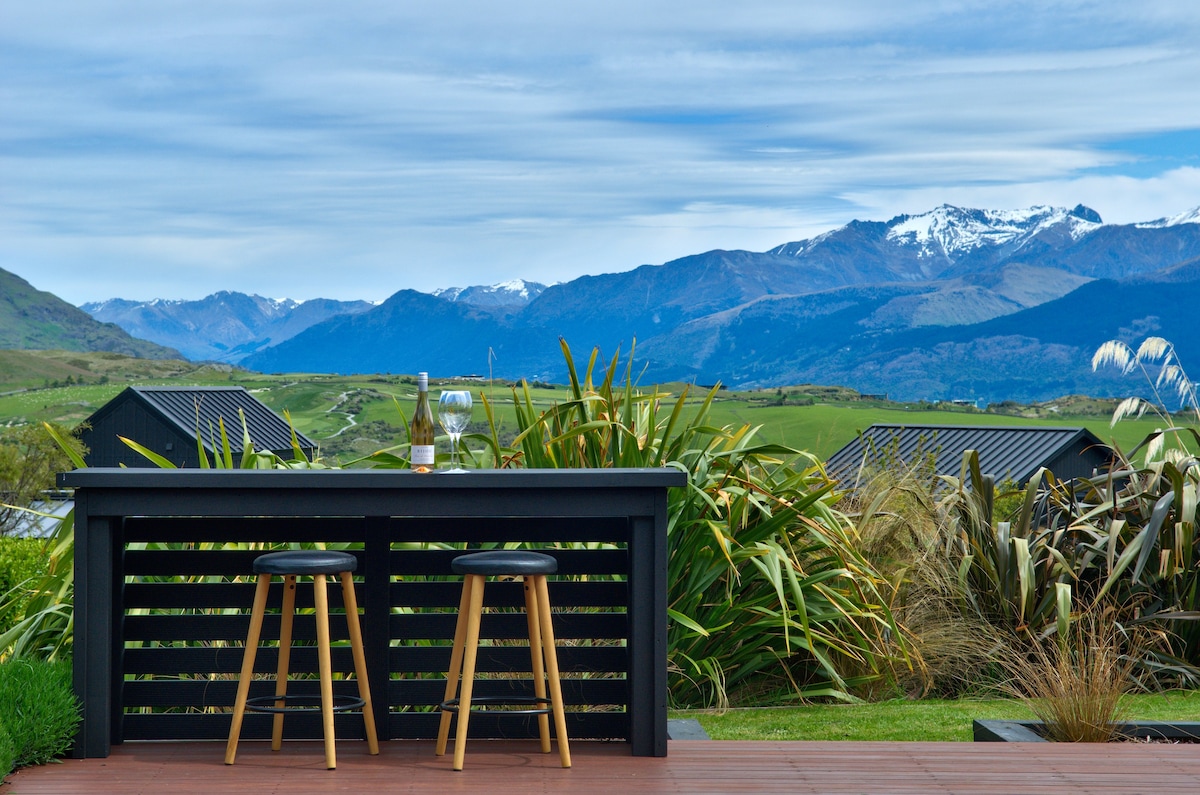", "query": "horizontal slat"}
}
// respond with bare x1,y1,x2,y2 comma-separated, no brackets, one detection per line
386,644,628,675
123,517,355,543
122,679,369,708
382,516,633,544
123,581,362,610
124,550,314,577
122,711,379,742
123,548,628,579
388,548,628,576
124,614,363,643
123,644,628,676
121,516,632,545
385,678,628,707
120,709,626,742
121,678,623,709
124,611,627,643
124,578,625,611
388,612,627,641
389,580,628,609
